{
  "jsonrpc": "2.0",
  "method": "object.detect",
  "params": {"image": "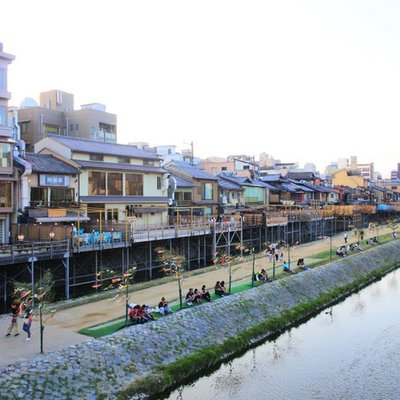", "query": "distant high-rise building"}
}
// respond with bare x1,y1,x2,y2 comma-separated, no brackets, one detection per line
357,163,374,180
18,90,117,152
